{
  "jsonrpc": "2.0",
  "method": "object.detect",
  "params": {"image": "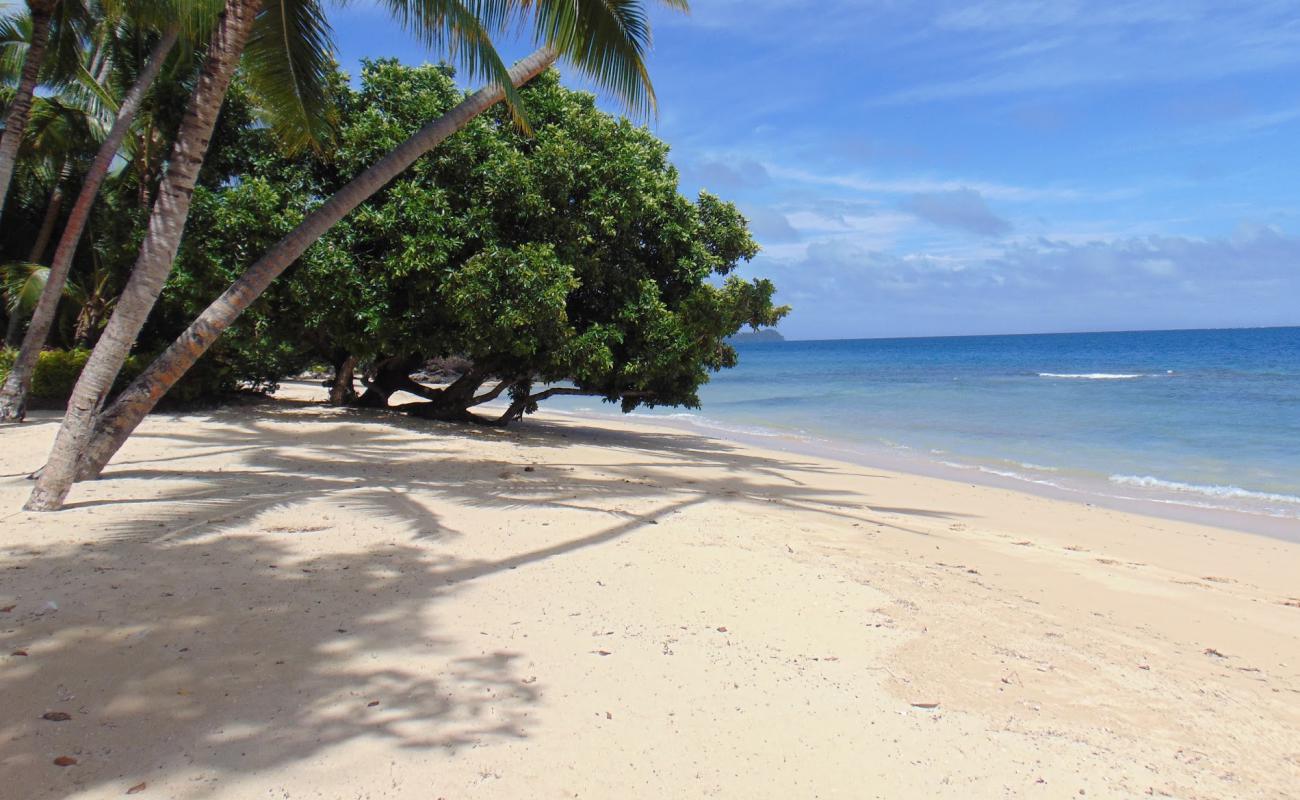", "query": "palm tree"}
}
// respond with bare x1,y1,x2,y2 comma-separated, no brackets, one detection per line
0,0,94,220
26,0,683,511
0,1,57,219
0,24,179,422
1,61,105,344
23,0,259,513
